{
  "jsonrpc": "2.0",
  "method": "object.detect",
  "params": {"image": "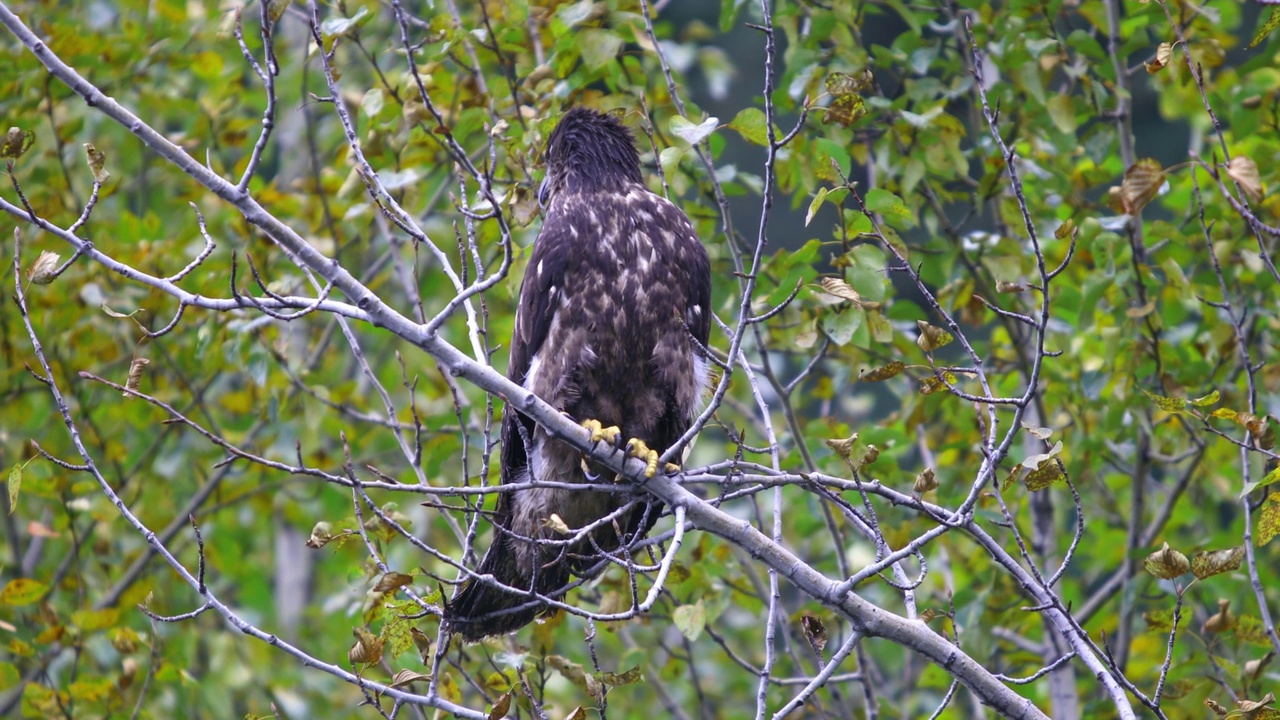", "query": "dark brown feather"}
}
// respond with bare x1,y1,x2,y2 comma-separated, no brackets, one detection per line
447,108,711,641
